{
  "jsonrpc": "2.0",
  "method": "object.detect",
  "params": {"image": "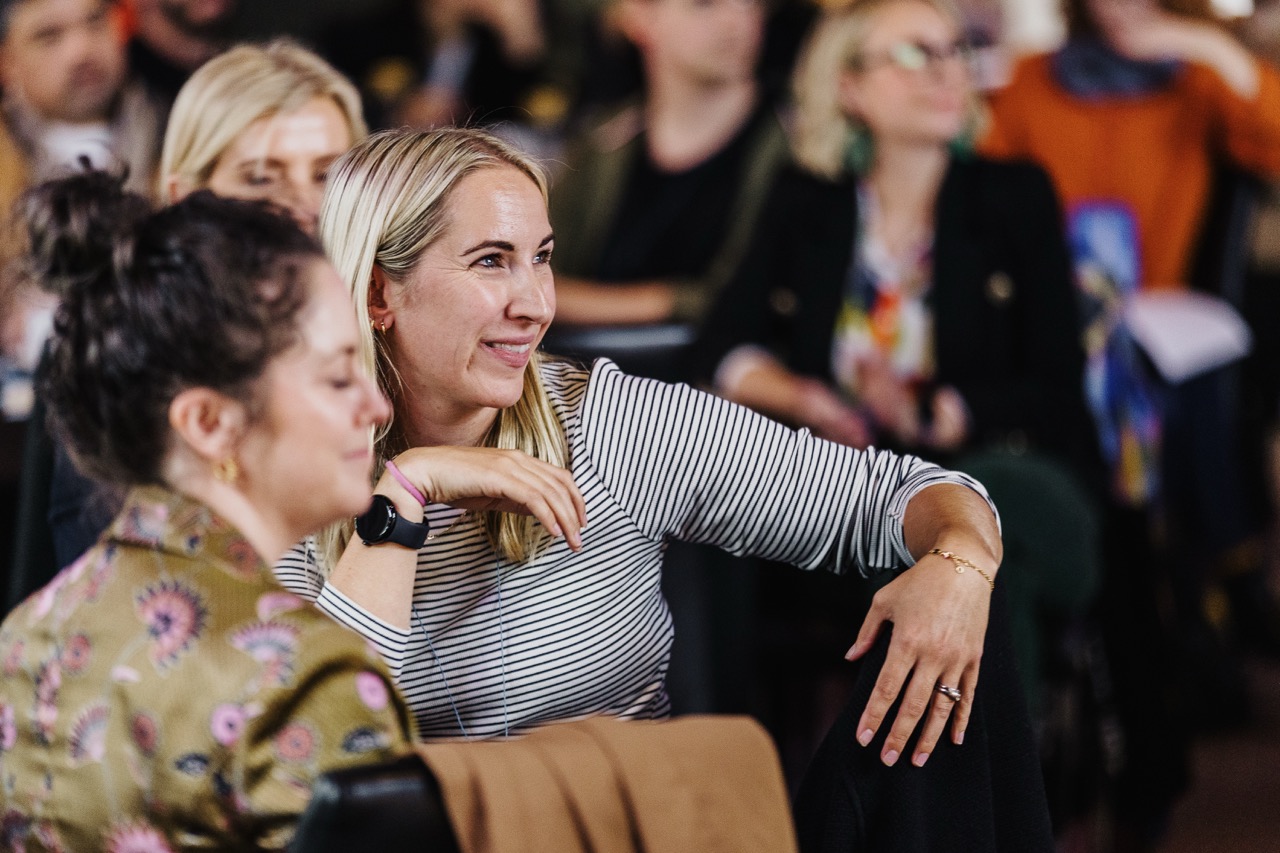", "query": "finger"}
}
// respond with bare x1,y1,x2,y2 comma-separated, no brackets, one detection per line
911,669,964,767
951,660,980,745
511,463,586,551
854,645,912,751
523,466,586,549
880,666,941,767
845,595,887,661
